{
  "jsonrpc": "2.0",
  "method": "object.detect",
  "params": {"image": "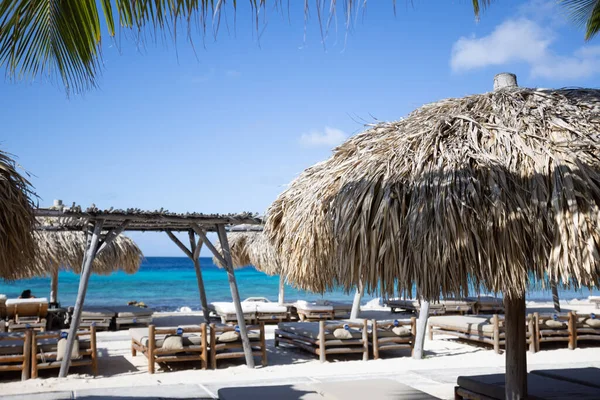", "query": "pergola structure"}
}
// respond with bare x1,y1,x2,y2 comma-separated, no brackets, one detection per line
34,205,263,377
